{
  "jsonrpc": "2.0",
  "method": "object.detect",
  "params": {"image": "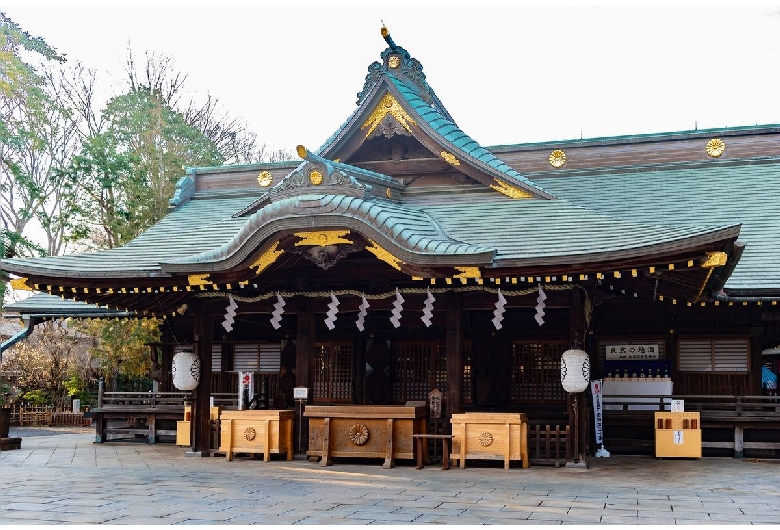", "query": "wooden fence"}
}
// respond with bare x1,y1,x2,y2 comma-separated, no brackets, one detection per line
8,405,91,427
